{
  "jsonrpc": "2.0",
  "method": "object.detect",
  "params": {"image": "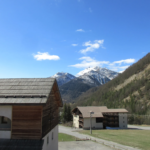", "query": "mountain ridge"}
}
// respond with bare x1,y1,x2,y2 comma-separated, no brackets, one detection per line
56,67,118,102
51,66,118,87
51,72,76,86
